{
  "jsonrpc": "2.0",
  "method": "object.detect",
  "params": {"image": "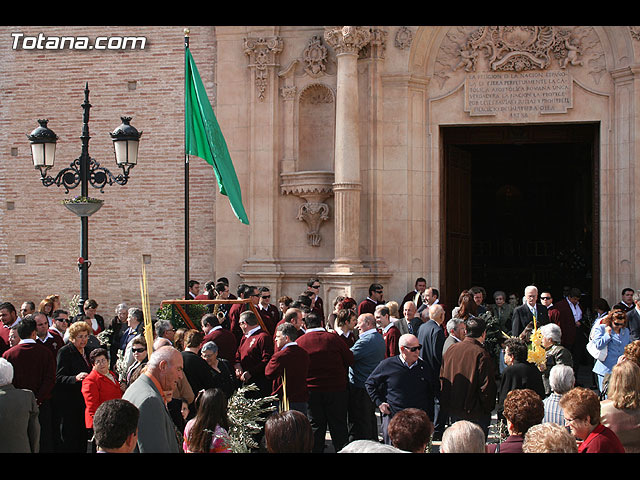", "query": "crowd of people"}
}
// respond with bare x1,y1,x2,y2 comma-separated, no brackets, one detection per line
1,277,639,454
